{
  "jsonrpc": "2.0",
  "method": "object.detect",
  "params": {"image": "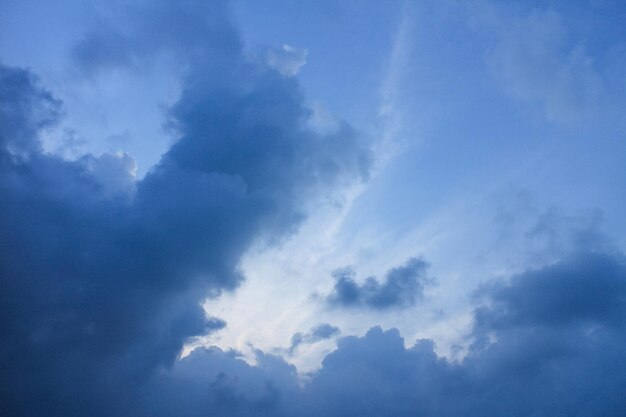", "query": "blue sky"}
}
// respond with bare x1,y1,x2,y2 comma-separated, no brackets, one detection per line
2,0,626,415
